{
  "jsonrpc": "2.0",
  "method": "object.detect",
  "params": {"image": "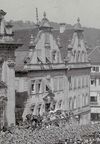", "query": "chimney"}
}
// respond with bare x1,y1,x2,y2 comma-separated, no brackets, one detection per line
59,23,66,33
